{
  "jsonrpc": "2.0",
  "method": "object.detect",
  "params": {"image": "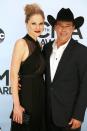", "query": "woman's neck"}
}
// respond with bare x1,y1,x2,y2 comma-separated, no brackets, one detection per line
27,33,37,41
